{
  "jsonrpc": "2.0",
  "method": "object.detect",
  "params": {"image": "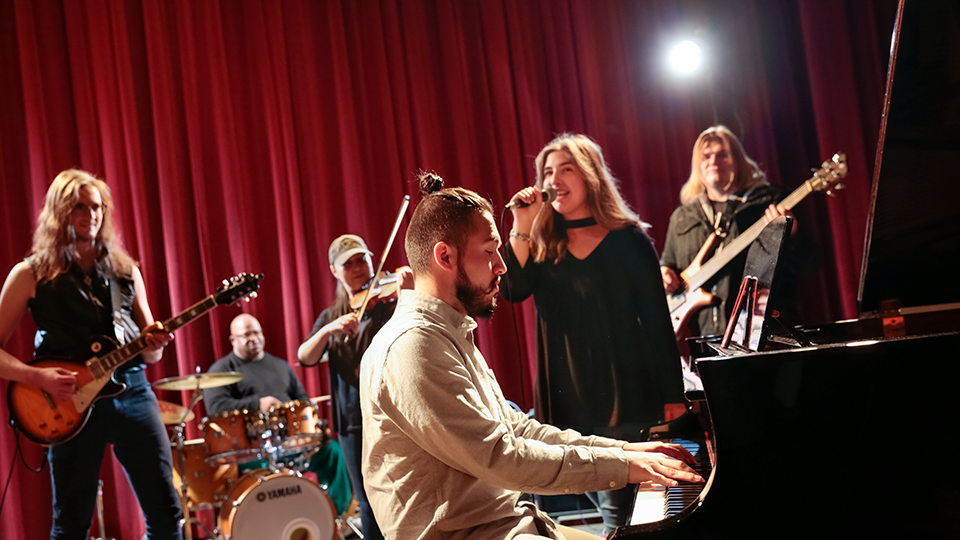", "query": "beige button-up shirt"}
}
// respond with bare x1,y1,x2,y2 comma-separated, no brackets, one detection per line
361,291,629,539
